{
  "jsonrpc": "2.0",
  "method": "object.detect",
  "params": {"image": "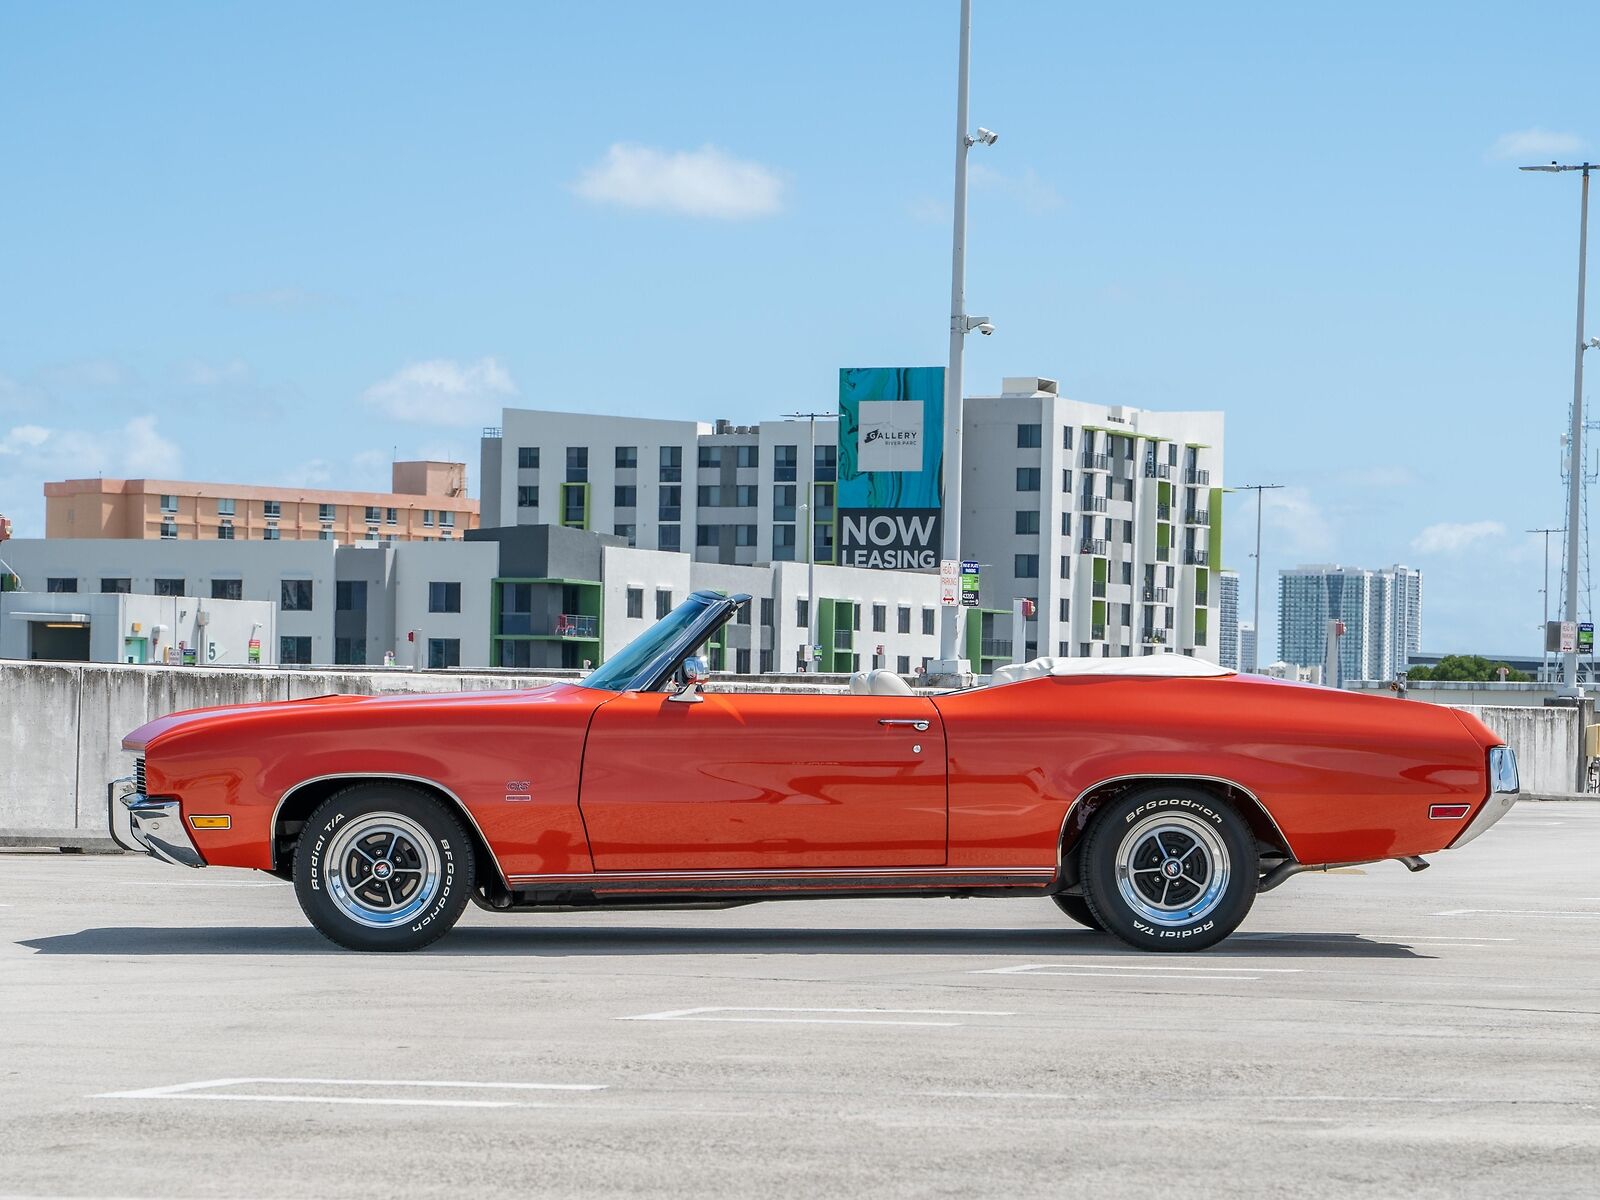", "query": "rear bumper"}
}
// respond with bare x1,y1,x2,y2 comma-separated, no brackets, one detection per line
107,776,206,868
1449,746,1519,849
